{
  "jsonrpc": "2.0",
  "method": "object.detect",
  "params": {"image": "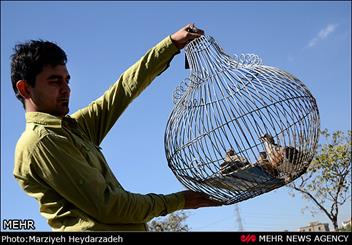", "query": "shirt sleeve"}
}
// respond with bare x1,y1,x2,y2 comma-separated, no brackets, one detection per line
31,134,185,224
71,36,180,145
